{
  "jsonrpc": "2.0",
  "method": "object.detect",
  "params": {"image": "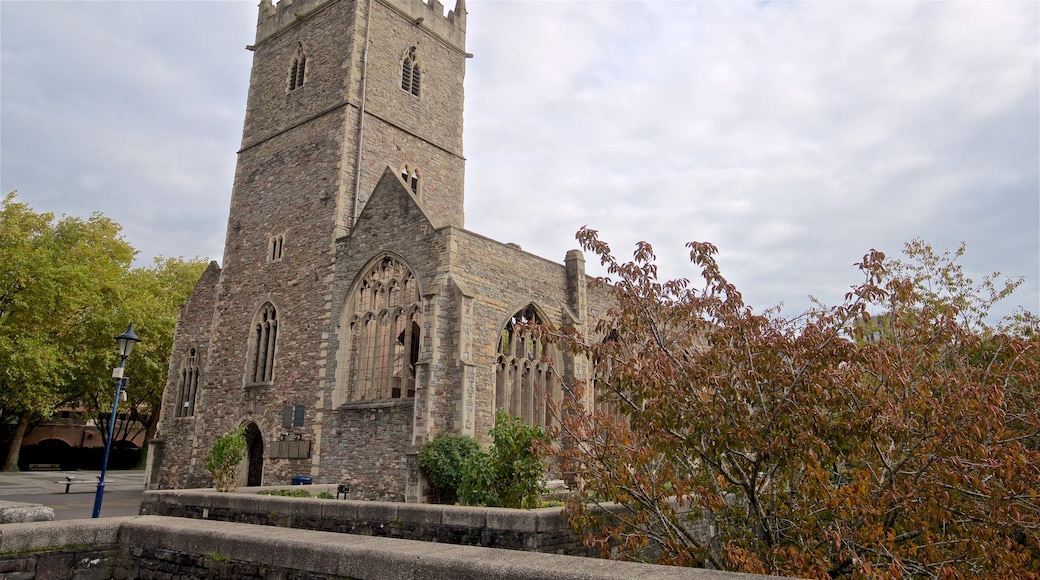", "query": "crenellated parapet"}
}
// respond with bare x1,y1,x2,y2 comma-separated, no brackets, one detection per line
255,0,335,45
255,0,466,51
379,0,467,52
